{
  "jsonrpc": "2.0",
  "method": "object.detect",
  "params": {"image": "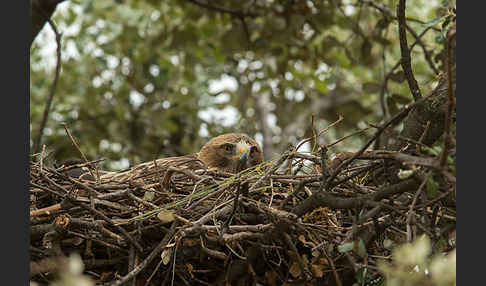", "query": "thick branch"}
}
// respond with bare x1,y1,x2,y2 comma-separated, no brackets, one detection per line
361,0,439,74
30,0,66,47
292,177,419,217
397,0,422,101
390,76,448,151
